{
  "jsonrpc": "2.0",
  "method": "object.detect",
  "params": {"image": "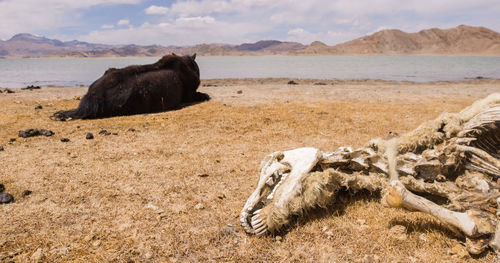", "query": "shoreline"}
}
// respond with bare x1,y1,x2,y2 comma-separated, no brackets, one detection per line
2,77,500,89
